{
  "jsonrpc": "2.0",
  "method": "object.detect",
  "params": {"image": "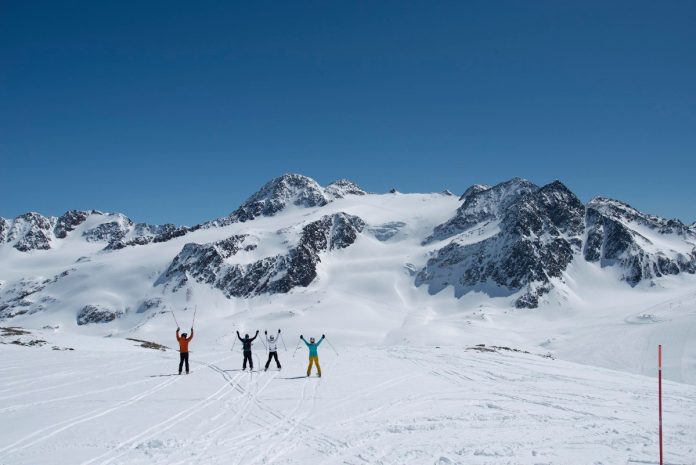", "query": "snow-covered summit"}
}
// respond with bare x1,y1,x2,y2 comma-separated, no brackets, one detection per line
417,180,585,307
587,197,690,234
230,173,330,222
205,174,366,227
0,209,194,253
417,178,696,308
458,183,491,201
584,197,696,285
325,179,366,198
5,212,56,252
424,177,537,244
